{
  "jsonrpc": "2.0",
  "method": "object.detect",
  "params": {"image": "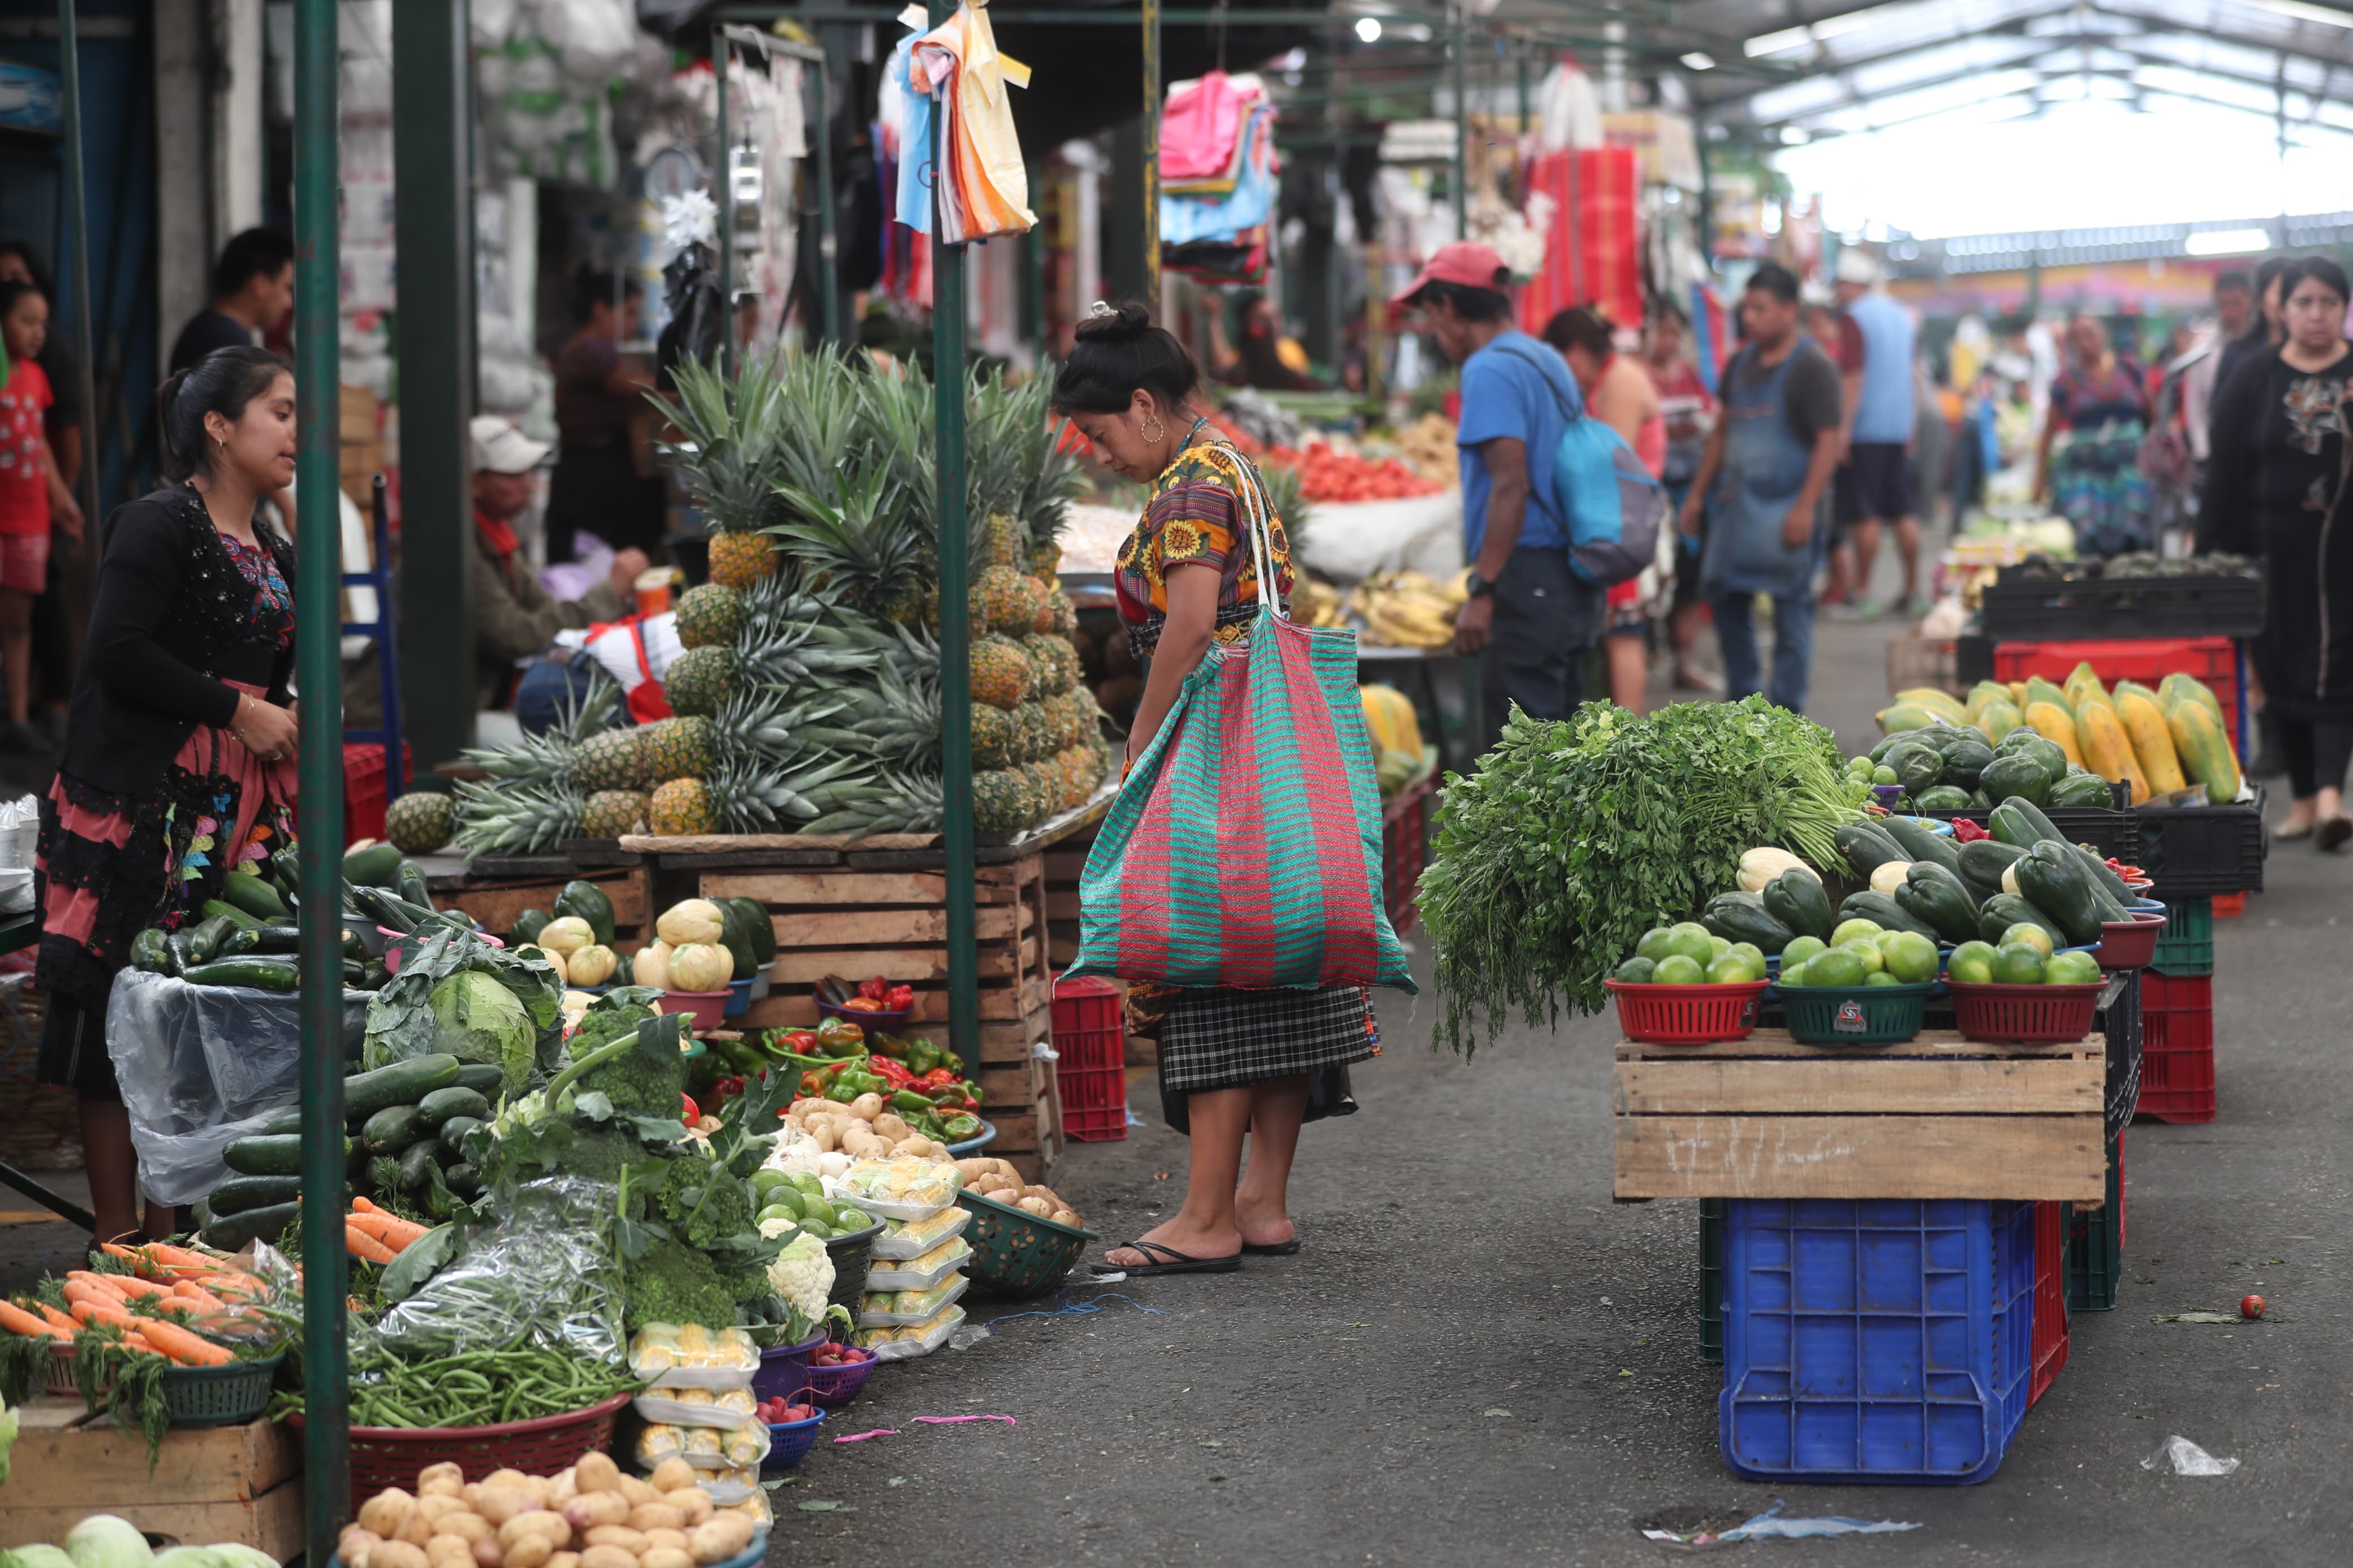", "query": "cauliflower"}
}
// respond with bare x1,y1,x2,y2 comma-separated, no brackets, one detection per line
764,1230,835,1320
